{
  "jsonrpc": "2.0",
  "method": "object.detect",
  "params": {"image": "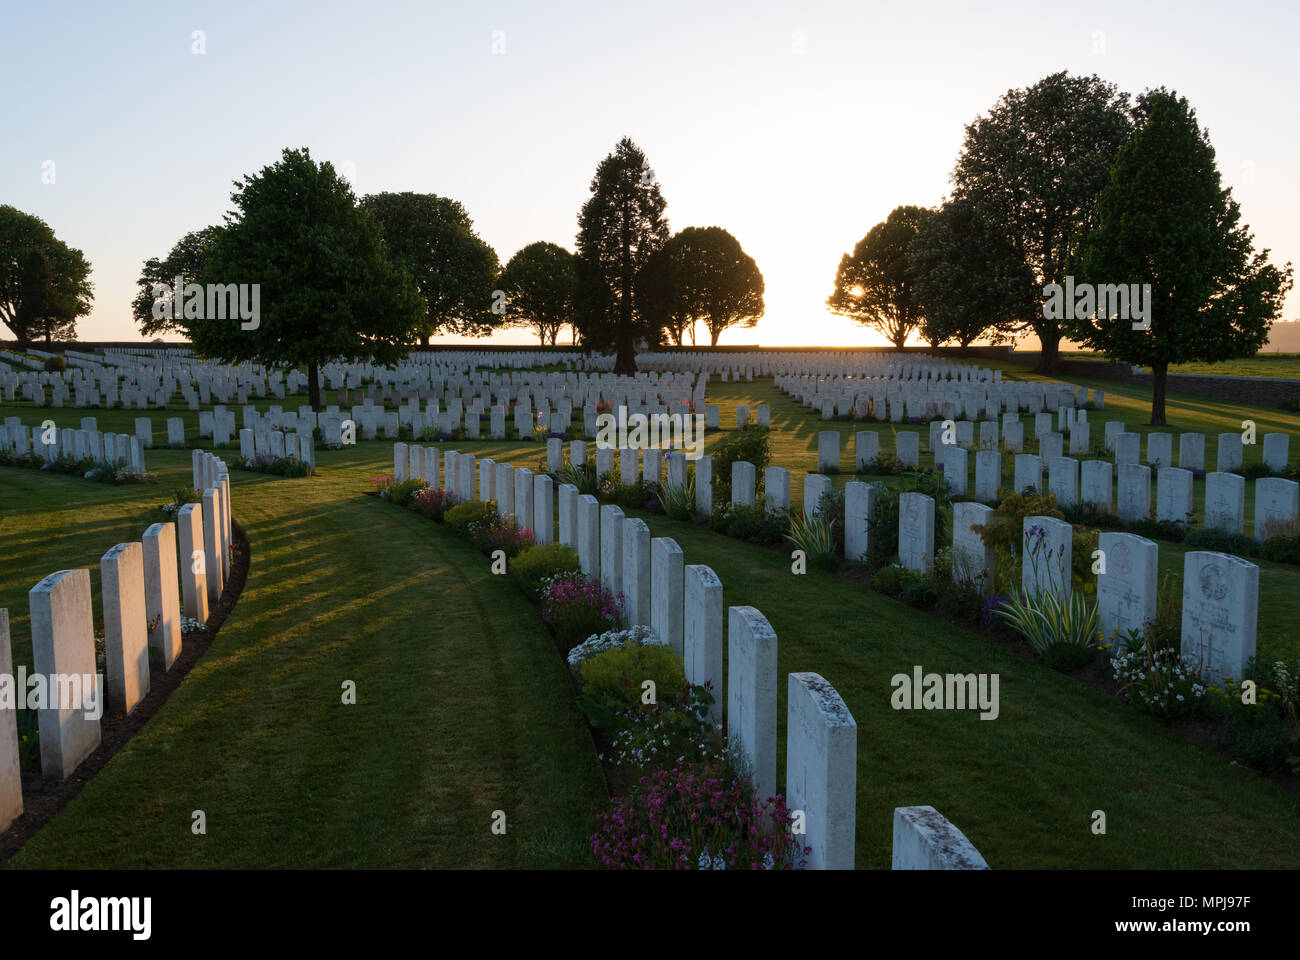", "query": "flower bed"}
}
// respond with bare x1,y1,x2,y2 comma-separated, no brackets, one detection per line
366,472,809,868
